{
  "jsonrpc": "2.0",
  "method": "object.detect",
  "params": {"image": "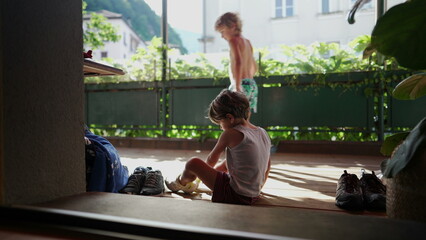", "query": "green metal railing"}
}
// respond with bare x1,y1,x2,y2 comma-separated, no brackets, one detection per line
85,70,426,141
